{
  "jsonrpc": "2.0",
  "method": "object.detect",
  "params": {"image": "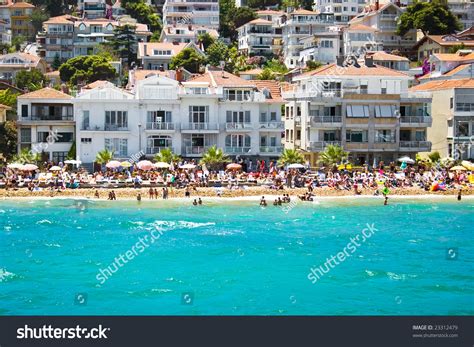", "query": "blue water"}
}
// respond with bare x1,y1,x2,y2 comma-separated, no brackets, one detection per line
0,197,473,315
